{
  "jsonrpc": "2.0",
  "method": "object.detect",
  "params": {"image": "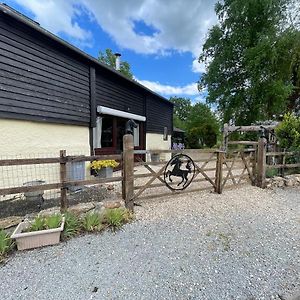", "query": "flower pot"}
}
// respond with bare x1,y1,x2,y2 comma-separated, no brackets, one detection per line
96,167,113,178
11,217,65,251
151,153,160,162
23,180,45,201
